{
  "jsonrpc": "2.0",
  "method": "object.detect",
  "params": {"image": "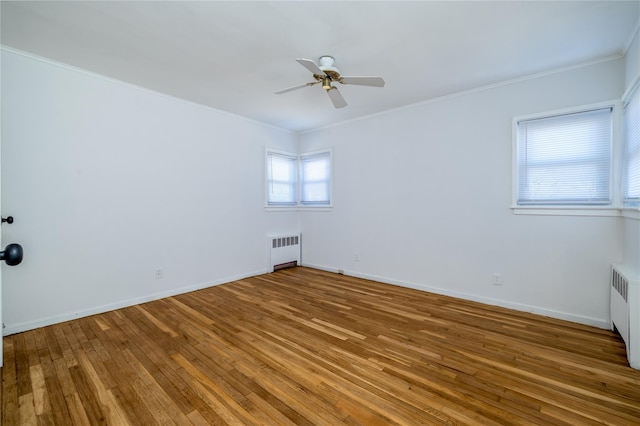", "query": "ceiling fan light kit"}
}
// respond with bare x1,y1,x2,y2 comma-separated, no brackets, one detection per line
275,55,385,109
